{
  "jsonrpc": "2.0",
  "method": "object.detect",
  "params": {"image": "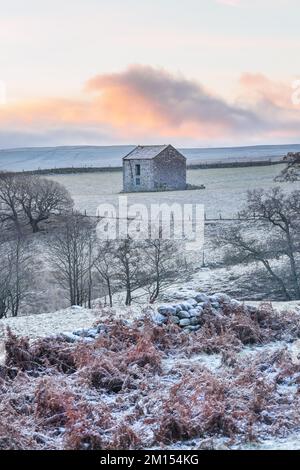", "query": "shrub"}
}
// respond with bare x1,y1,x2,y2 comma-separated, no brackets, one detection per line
64,420,103,450
4,329,77,375
5,329,33,373
108,423,141,450
83,356,126,393
35,380,72,427
125,337,162,372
